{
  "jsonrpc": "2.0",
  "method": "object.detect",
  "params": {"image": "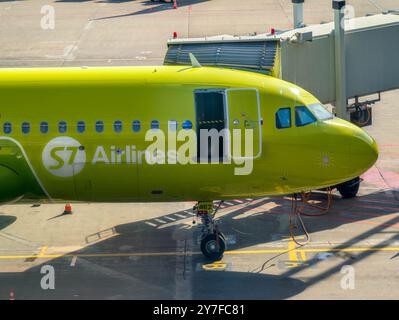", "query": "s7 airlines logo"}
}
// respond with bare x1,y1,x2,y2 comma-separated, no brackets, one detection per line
42,137,86,177
42,128,256,177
